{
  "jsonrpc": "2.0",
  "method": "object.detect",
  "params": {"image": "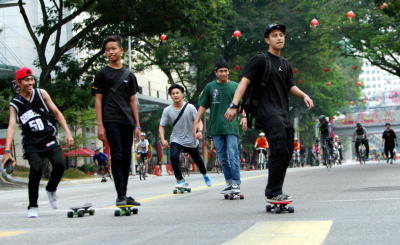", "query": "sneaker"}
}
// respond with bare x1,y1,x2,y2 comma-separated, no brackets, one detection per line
231,184,240,194
203,175,212,187
46,190,58,209
266,194,293,202
27,207,39,218
221,184,232,194
175,180,187,188
126,196,141,206
116,196,127,206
